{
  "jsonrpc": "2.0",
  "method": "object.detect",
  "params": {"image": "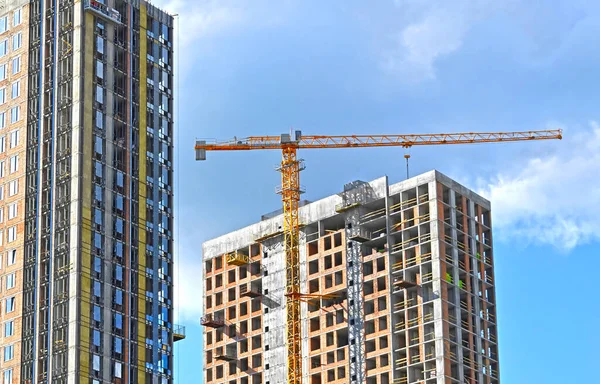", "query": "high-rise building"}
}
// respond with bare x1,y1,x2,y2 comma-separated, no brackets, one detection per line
0,1,179,383
202,170,500,384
